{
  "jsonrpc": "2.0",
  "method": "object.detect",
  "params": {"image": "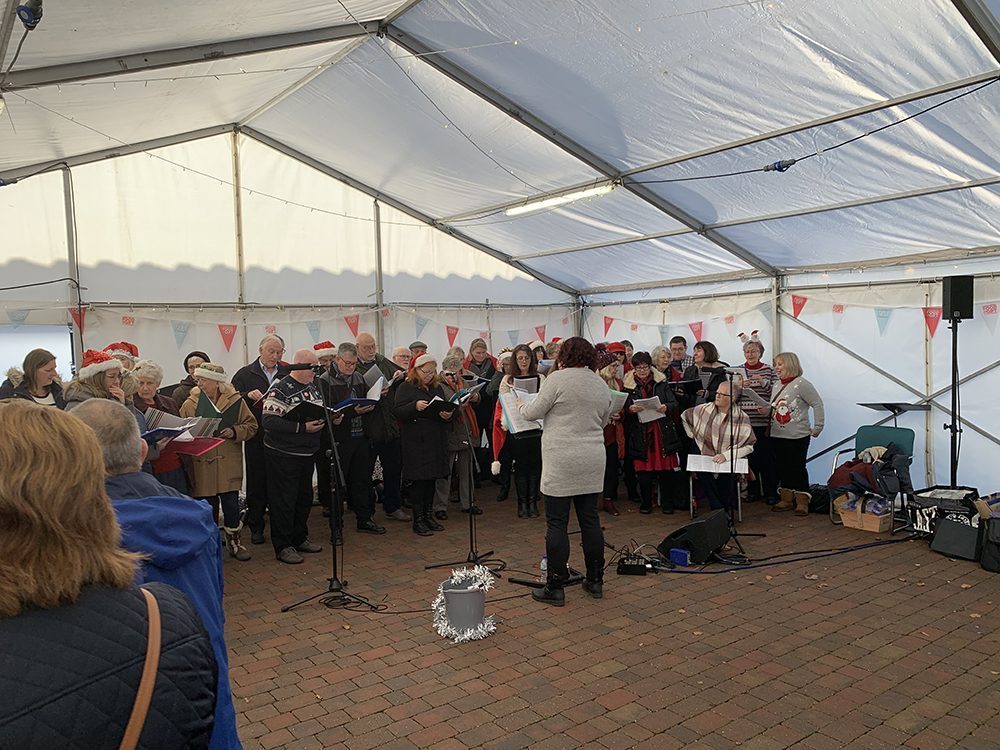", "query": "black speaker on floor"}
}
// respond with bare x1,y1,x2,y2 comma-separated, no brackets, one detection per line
657,510,730,565
943,276,974,320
